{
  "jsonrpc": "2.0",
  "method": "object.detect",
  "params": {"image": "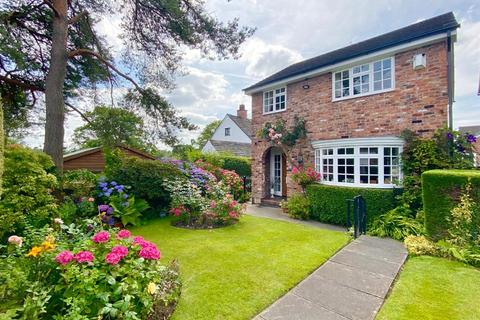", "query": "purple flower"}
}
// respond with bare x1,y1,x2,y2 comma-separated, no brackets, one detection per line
99,182,108,188
106,207,114,215
102,187,108,192
447,132,453,140
111,181,117,186
467,134,477,143
98,204,110,212
123,194,129,199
